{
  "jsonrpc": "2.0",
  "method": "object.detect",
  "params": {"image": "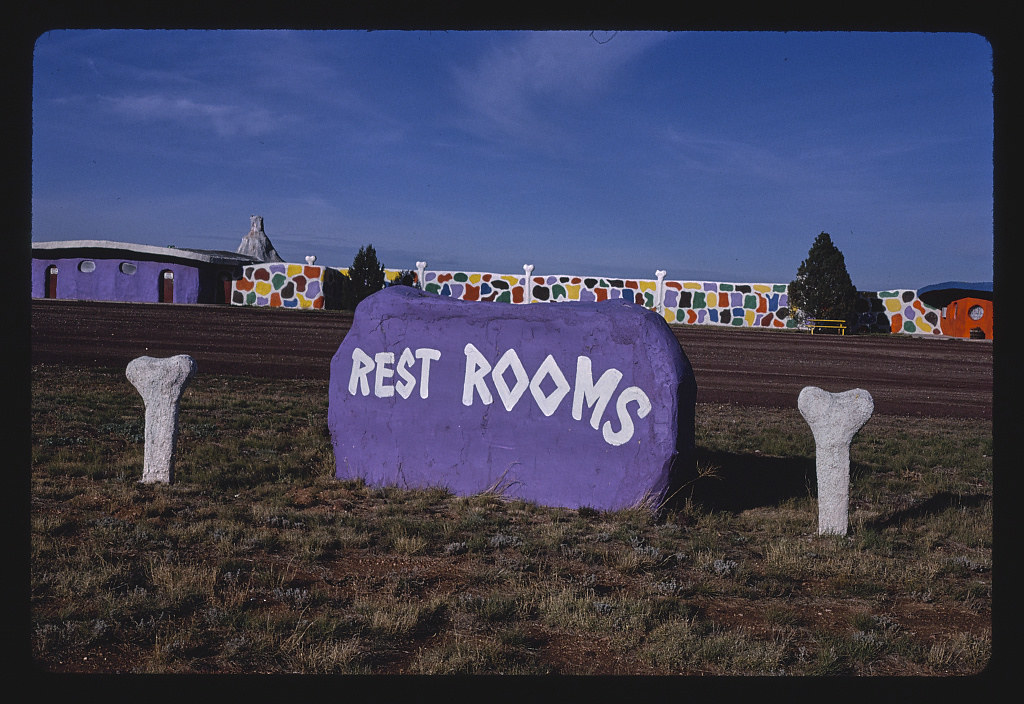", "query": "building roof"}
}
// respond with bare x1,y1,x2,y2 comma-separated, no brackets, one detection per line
917,281,993,308
32,240,260,267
